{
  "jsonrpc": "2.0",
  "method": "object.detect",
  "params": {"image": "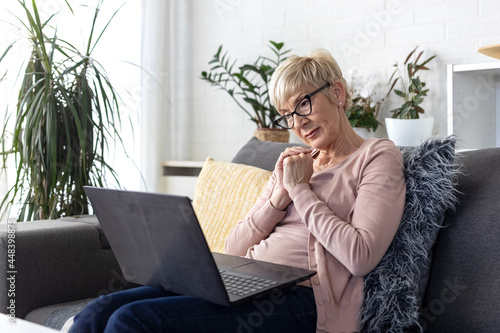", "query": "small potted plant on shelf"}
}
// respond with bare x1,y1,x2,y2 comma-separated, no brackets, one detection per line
385,46,437,146
346,69,384,139
201,41,291,142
